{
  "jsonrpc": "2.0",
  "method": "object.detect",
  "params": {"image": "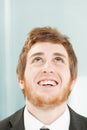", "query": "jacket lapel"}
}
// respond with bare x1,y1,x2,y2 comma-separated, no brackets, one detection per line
9,107,25,130
7,106,87,130
69,106,83,130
